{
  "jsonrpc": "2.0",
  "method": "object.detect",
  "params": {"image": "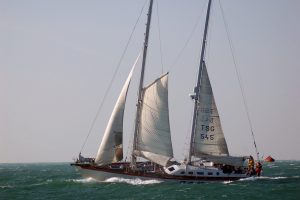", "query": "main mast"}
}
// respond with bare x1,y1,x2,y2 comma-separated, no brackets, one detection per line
188,0,212,163
131,0,154,167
